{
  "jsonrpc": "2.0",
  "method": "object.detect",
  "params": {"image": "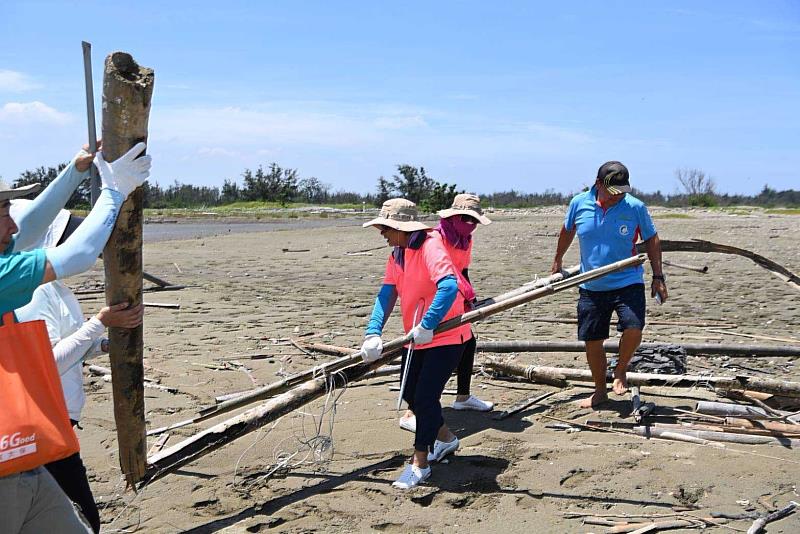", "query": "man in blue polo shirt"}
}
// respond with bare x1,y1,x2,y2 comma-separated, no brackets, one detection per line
552,161,667,409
